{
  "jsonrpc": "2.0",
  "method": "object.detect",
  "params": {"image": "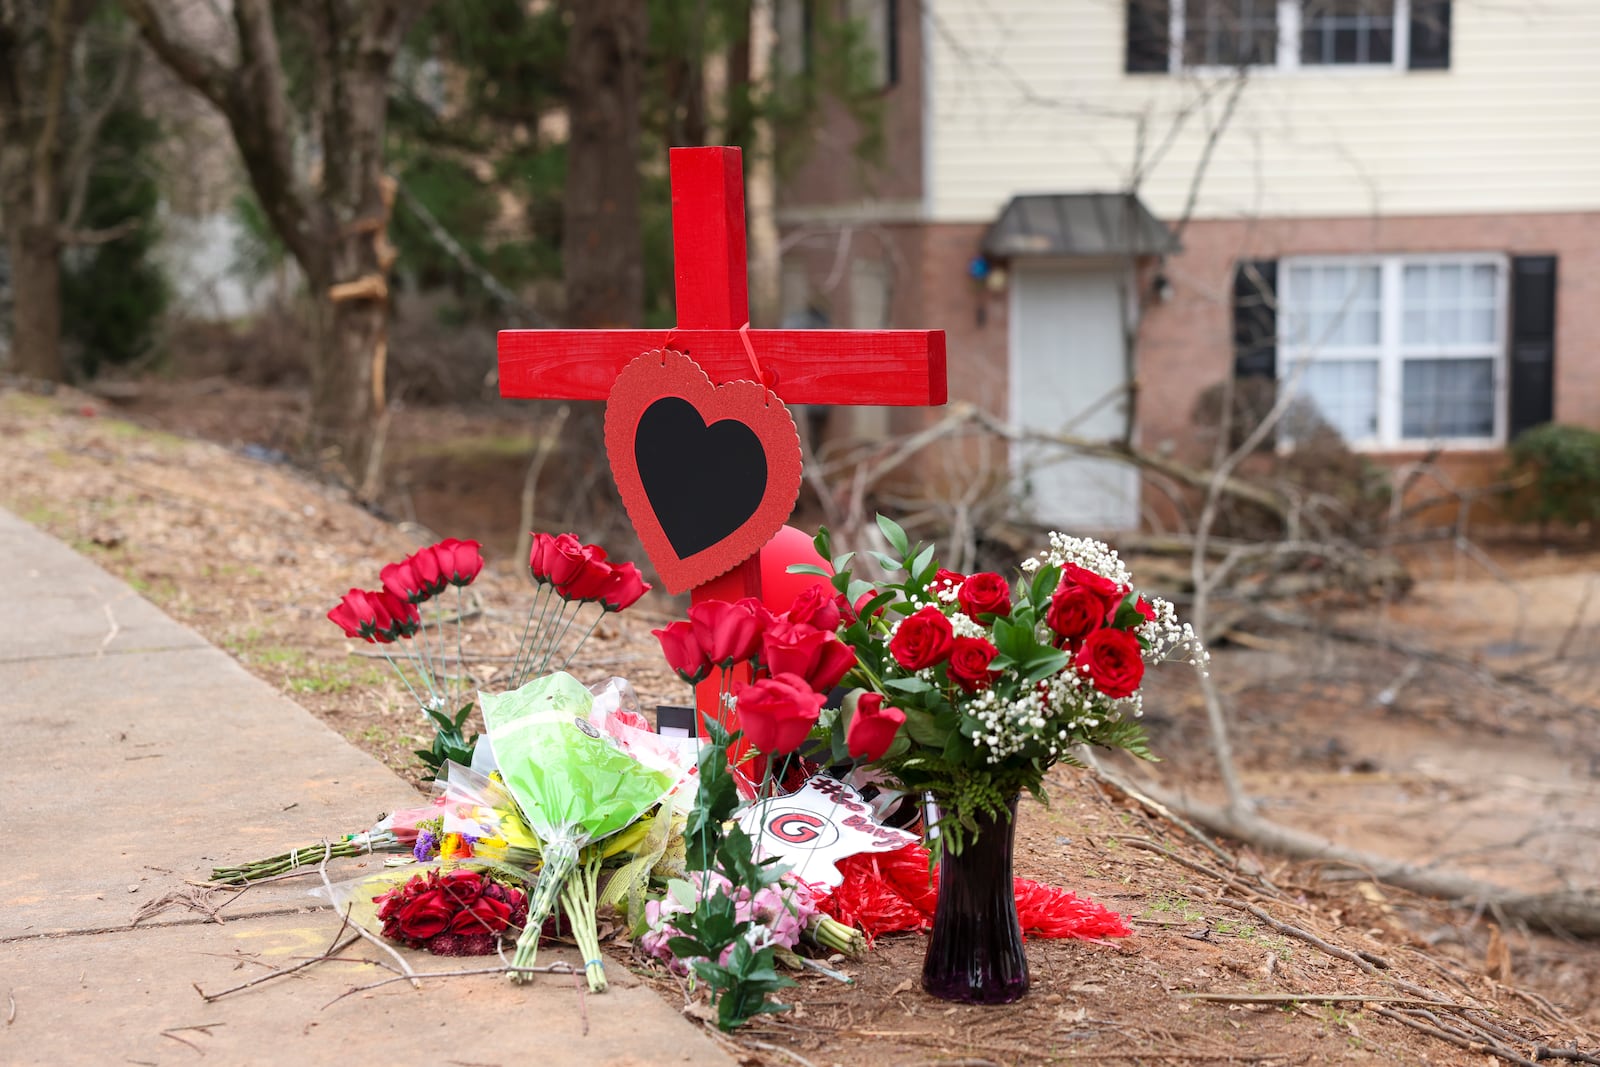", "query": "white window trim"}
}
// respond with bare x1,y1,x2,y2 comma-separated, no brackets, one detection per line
1169,0,1411,76
1278,253,1510,452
